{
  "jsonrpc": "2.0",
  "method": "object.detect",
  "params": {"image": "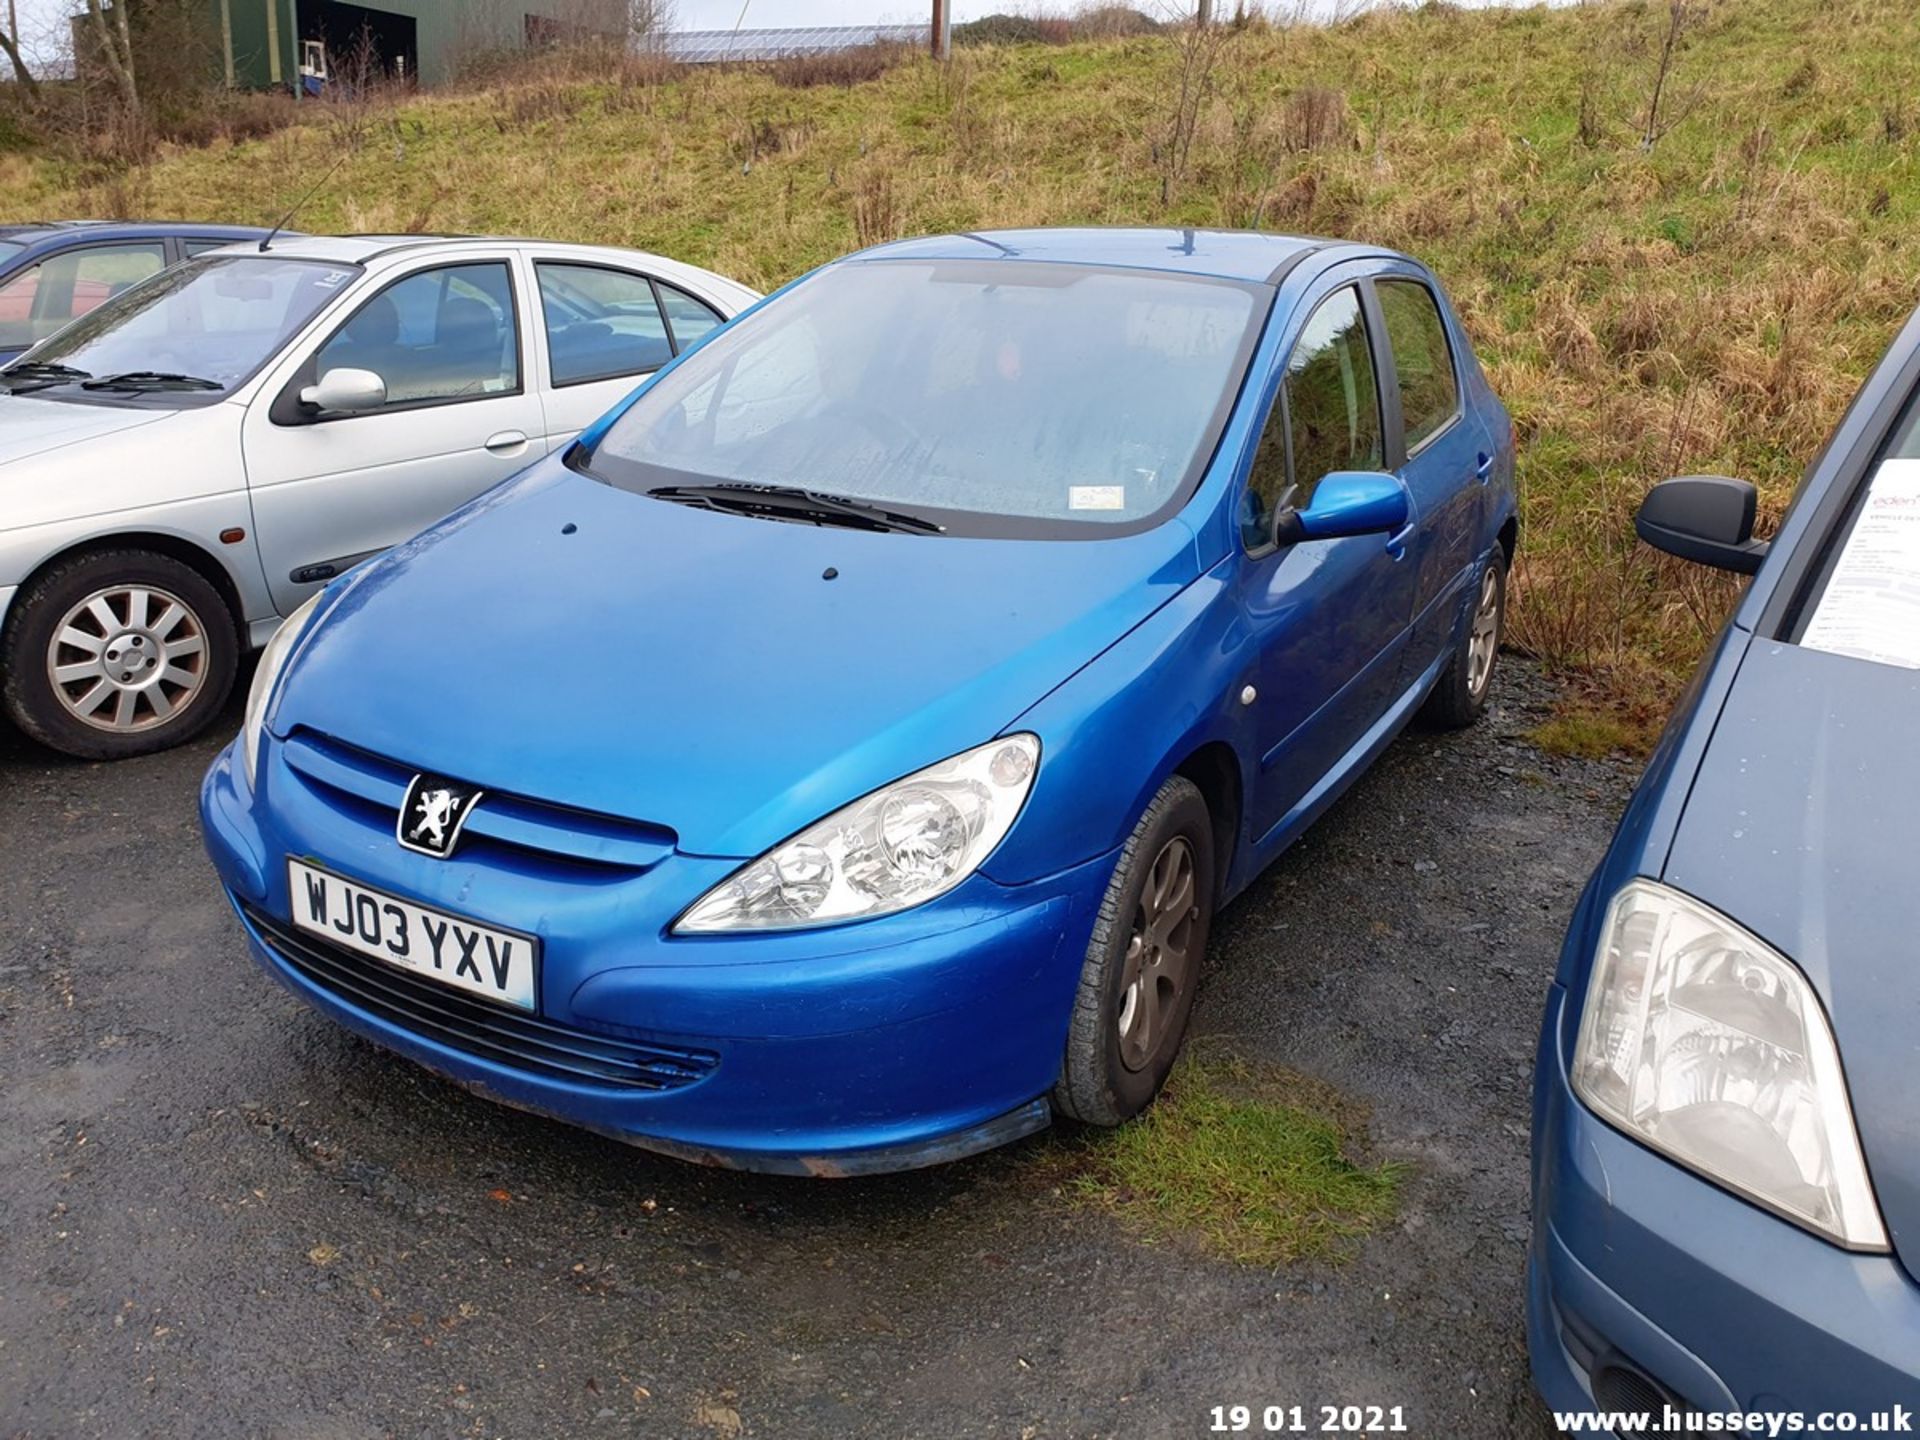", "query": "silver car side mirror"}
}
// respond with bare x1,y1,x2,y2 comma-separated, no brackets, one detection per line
300,367,386,414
